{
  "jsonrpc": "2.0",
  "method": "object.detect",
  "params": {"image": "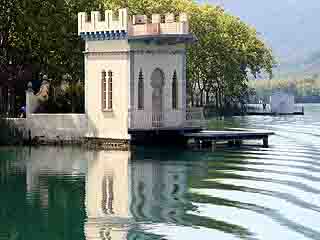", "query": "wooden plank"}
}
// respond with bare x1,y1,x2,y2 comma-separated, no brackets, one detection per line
183,129,274,142
183,131,273,138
